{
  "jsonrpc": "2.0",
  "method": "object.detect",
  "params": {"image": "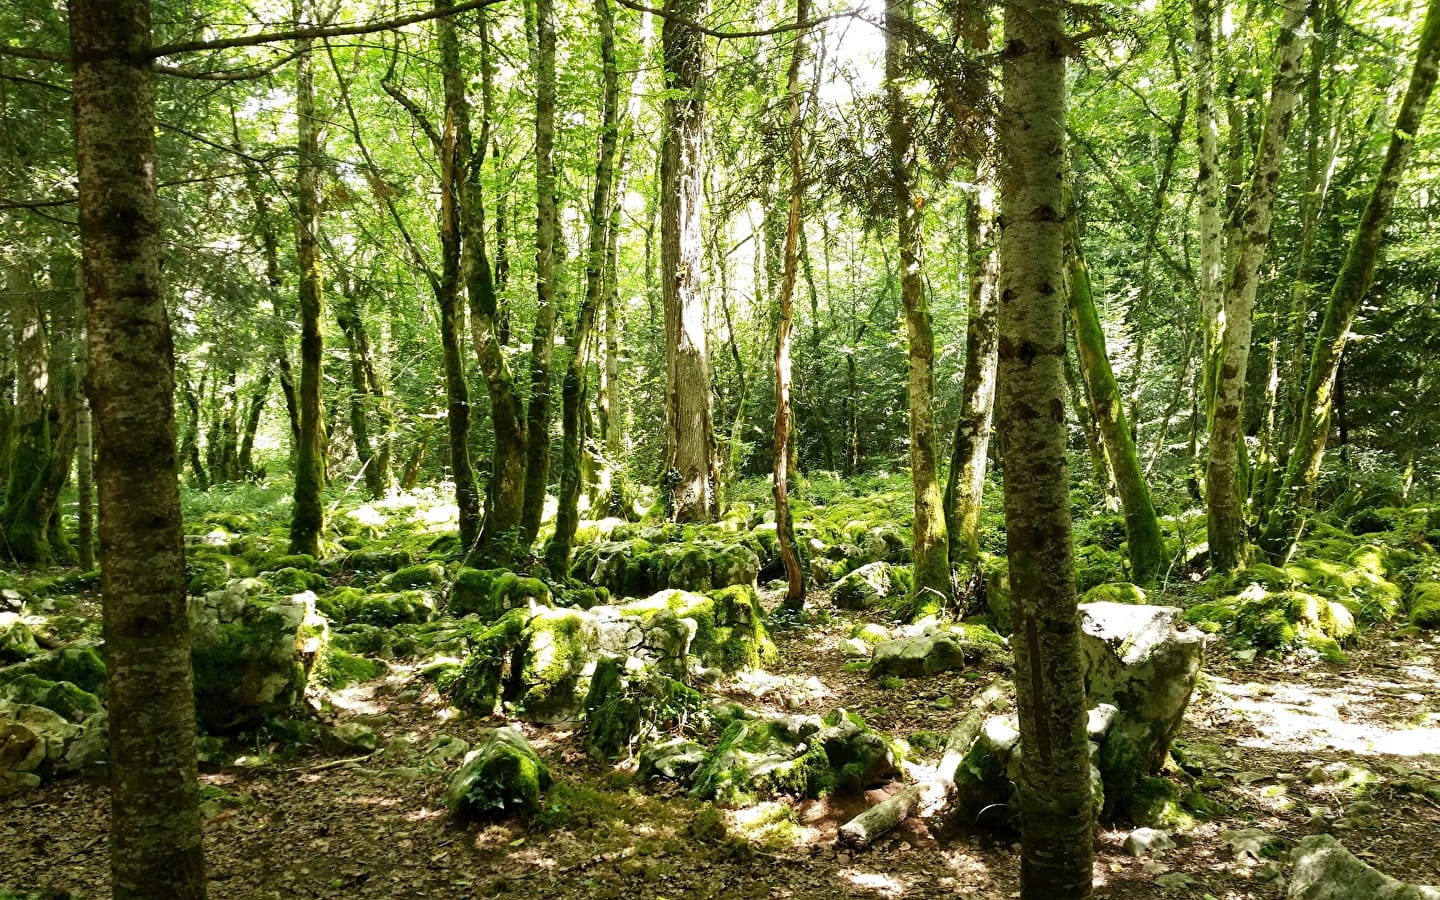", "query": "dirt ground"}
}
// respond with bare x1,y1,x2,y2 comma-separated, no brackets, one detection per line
4,589,1440,899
